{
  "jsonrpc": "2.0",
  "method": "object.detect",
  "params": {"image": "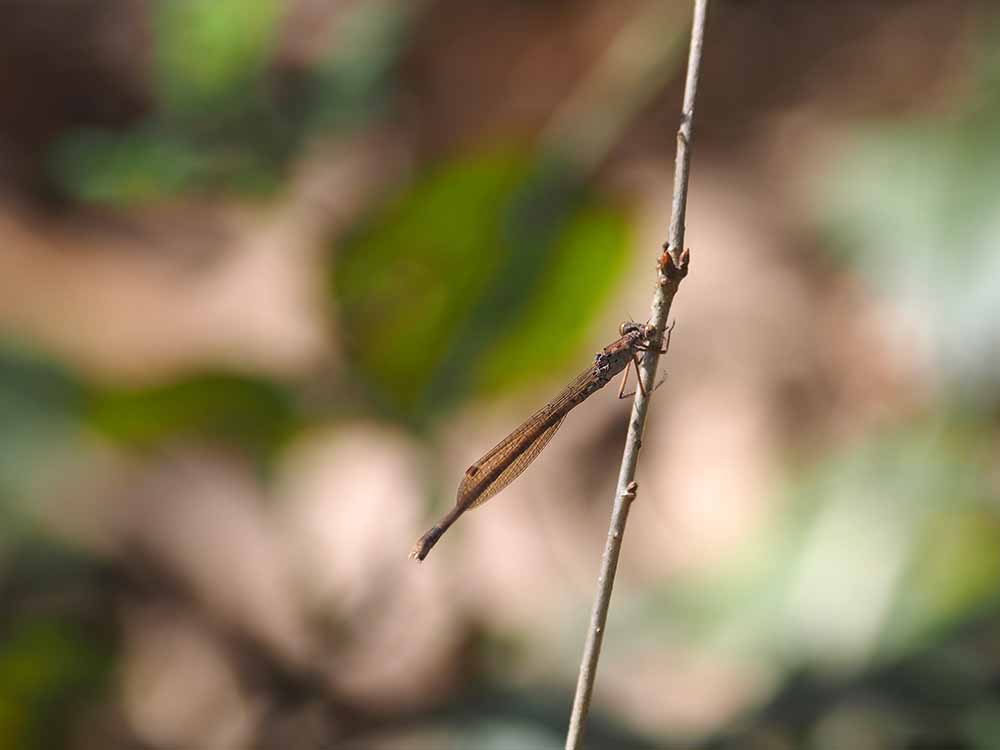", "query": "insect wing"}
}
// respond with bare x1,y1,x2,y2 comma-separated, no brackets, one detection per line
463,415,566,509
